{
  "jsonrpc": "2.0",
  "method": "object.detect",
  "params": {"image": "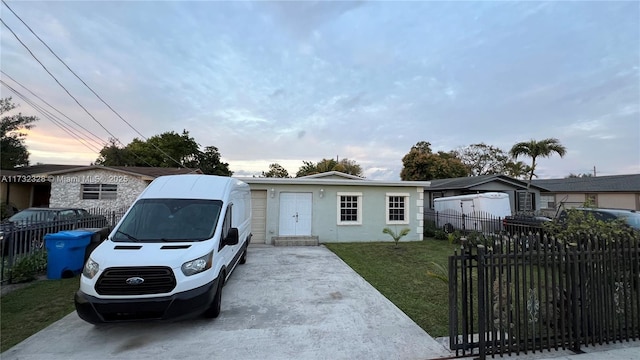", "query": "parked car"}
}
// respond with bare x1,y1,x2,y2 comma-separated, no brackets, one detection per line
557,207,640,231
0,207,108,256
503,214,552,235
